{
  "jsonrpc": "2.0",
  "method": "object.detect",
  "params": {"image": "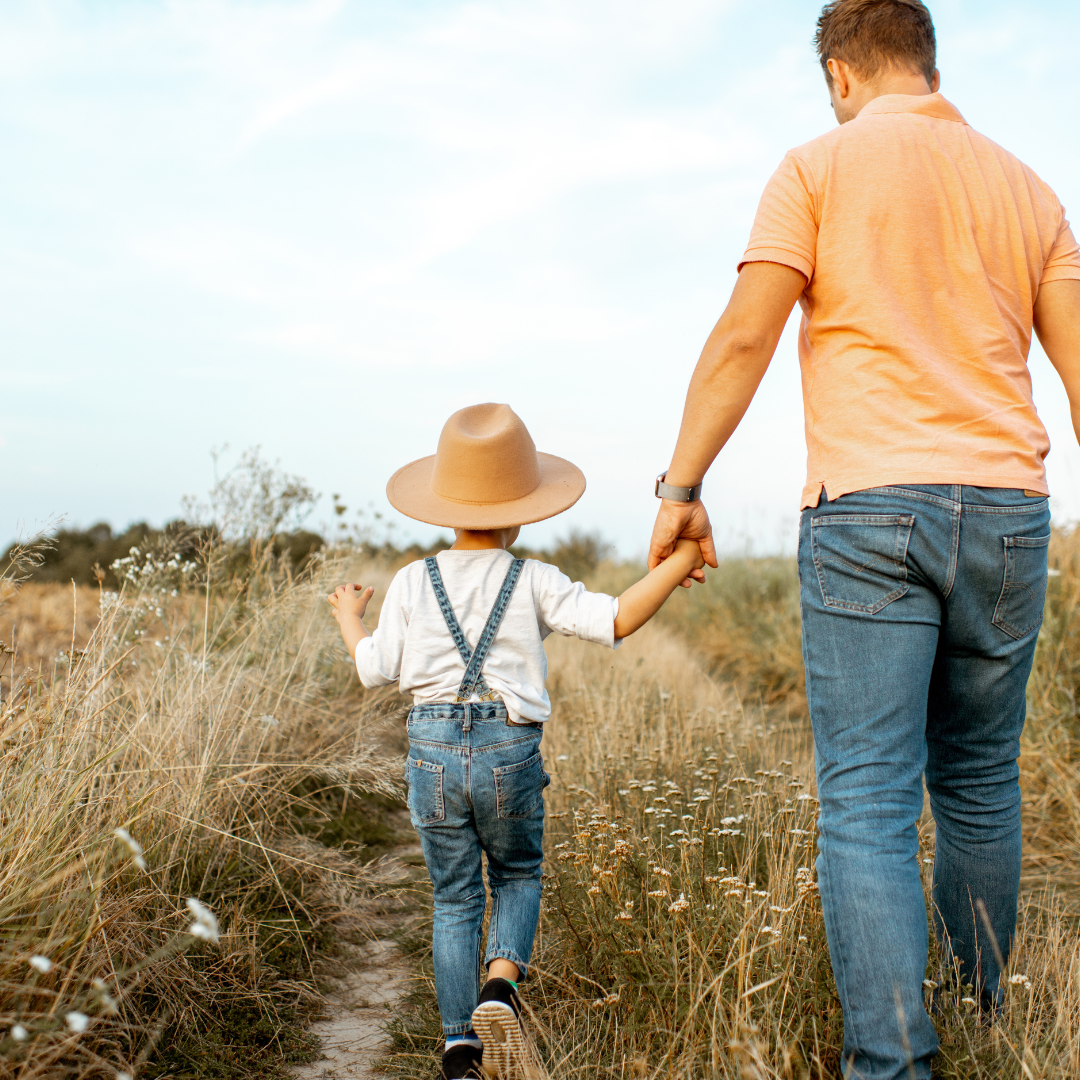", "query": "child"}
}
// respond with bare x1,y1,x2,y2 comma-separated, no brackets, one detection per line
328,403,703,1079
